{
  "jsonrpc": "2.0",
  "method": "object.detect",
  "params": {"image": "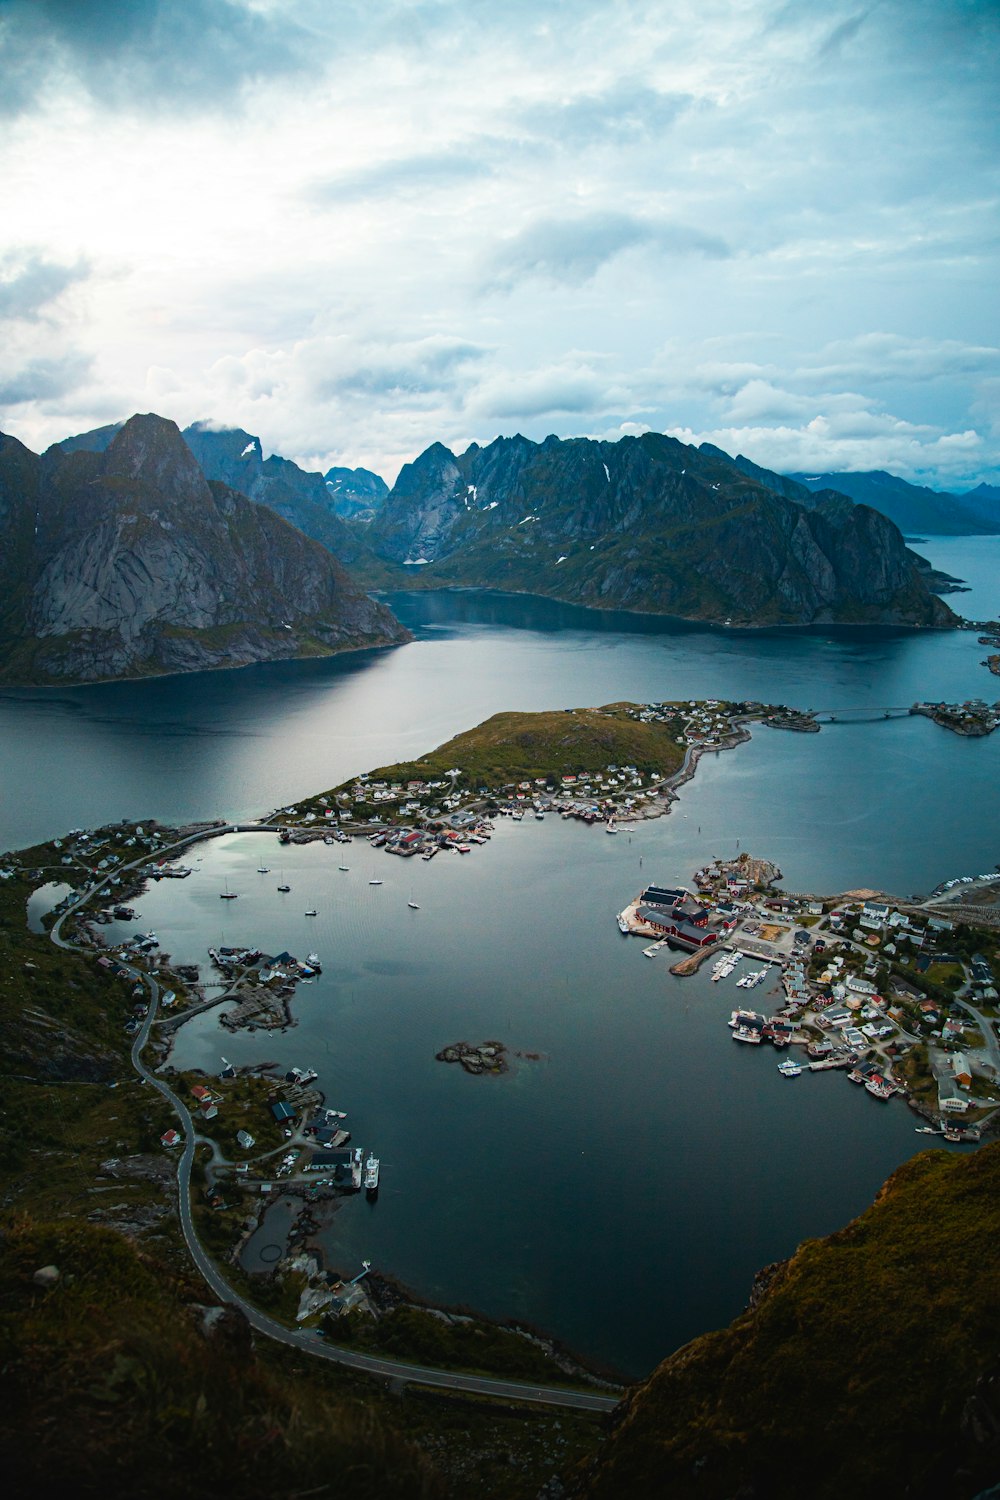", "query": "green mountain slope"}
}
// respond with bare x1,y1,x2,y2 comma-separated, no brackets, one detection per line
361,432,956,627
581,1144,1000,1500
